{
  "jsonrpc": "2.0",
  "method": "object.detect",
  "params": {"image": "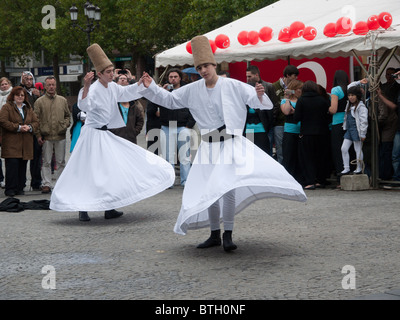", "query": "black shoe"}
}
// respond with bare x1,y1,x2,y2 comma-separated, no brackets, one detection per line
5,191,16,197
79,211,90,221
197,230,221,248
223,231,237,252
41,186,51,194
104,209,123,219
